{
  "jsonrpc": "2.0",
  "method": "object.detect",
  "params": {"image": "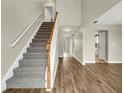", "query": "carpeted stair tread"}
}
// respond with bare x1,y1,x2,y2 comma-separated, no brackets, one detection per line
30,43,47,47
14,65,45,71
39,26,52,28
33,38,49,40
32,39,48,43
34,35,50,39
32,38,49,41
14,69,45,76
27,46,47,49
27,47,47,53
19,61,47,66
23,52,47,59
36,32,51,35
7,77,45,88
19,59,47,63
